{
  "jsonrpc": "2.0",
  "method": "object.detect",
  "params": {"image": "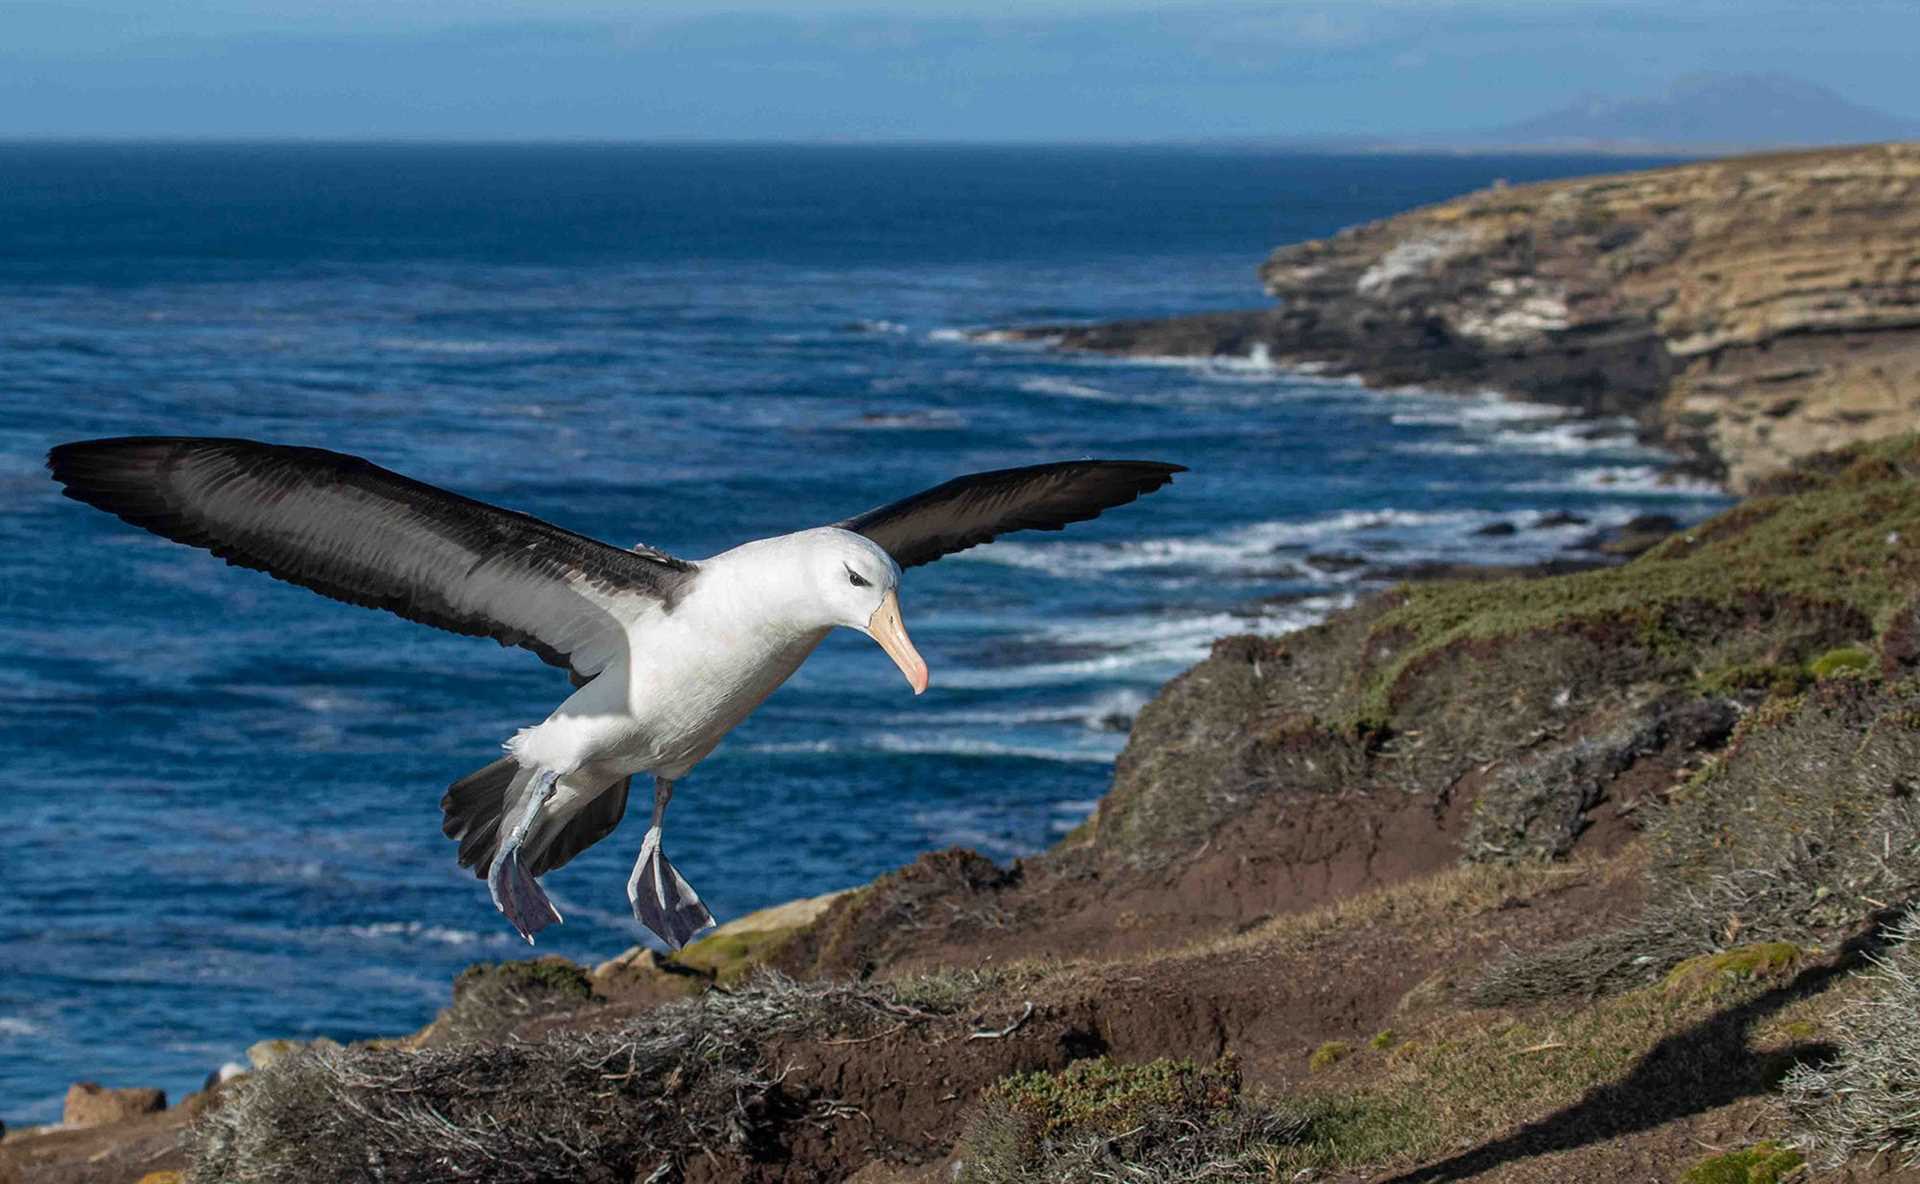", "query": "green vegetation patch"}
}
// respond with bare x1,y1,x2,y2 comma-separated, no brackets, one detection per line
1808,645,1873,680
981,1056,1241,1144
673,924,802,985
1678,1142,1805,1184
1308,1041,1352,1072
425,956,595,1046
1664,943,1804,1000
